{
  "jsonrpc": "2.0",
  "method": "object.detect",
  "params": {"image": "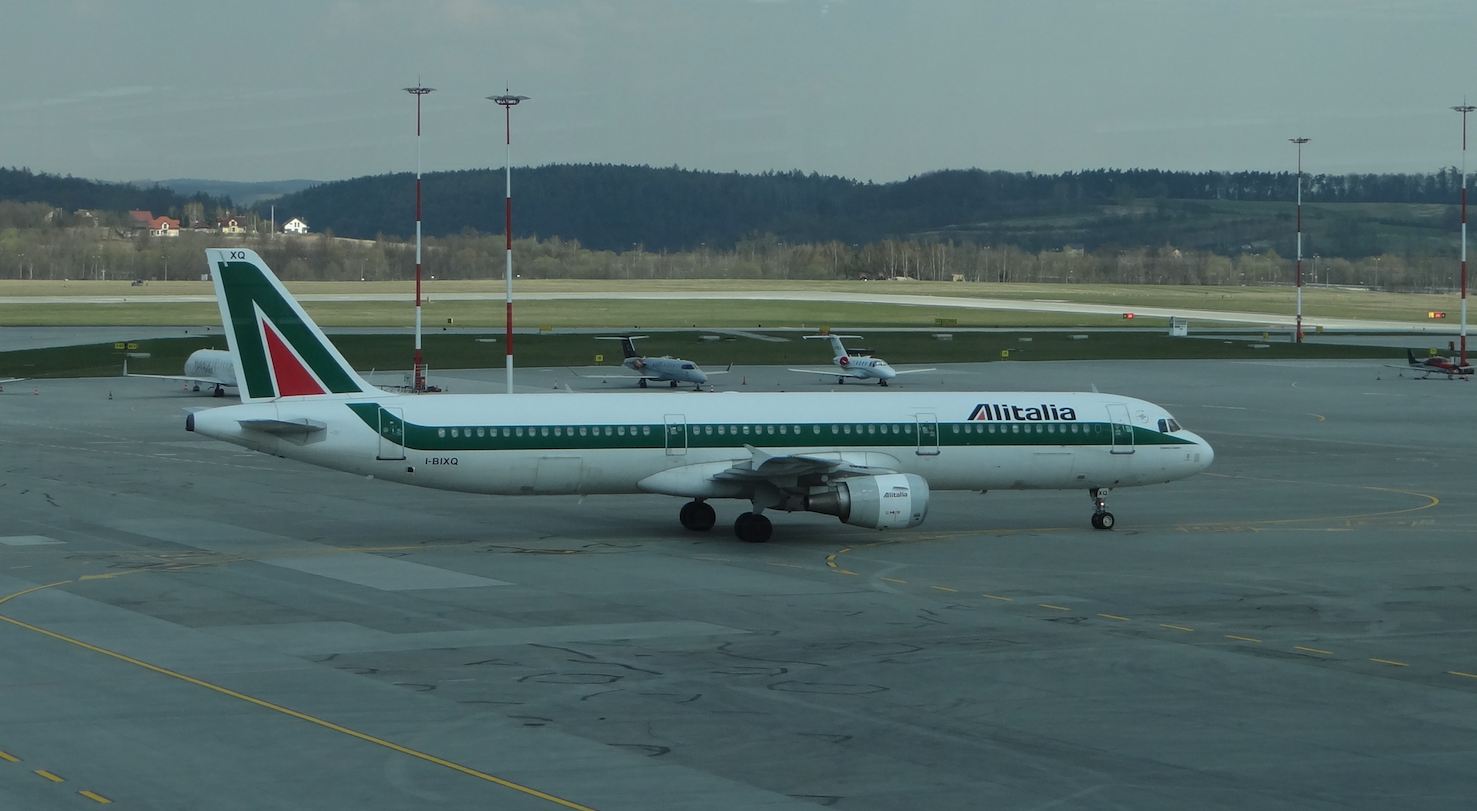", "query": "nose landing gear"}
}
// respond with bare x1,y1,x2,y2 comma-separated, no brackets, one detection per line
1089,488,1115,530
